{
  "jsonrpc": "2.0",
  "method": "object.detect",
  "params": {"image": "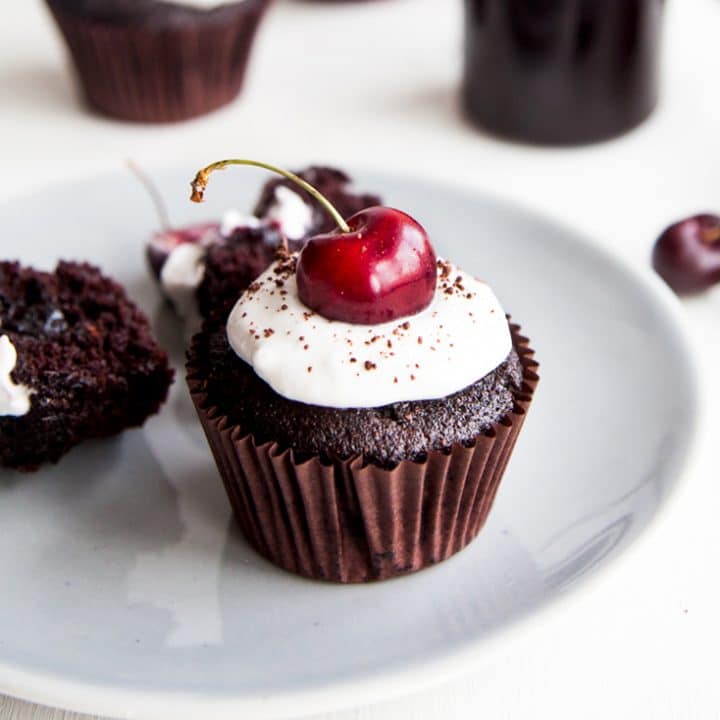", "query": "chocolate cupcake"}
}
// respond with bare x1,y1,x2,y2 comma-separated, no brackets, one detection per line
185,159,538,583
45,0,270,122
146,166,382,325
0,260,173,471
